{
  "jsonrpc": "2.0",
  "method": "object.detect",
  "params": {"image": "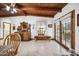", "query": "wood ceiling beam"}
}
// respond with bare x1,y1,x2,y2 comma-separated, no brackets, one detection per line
16,3,65,12
35,7,62,12
22,10,55,17
16,3,67,8
20,7,62,12
27,13,54,17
